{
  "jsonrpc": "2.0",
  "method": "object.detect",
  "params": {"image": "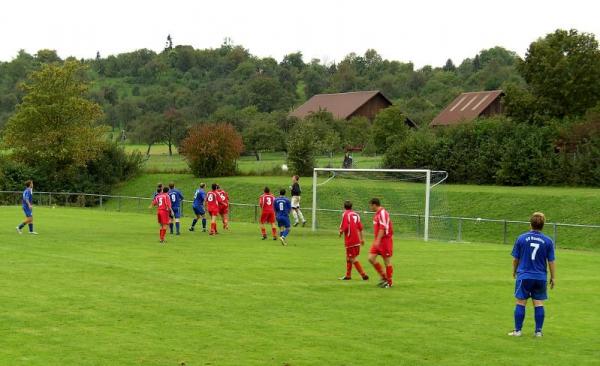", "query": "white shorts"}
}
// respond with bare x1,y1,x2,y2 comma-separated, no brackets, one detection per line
291,196,301,208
